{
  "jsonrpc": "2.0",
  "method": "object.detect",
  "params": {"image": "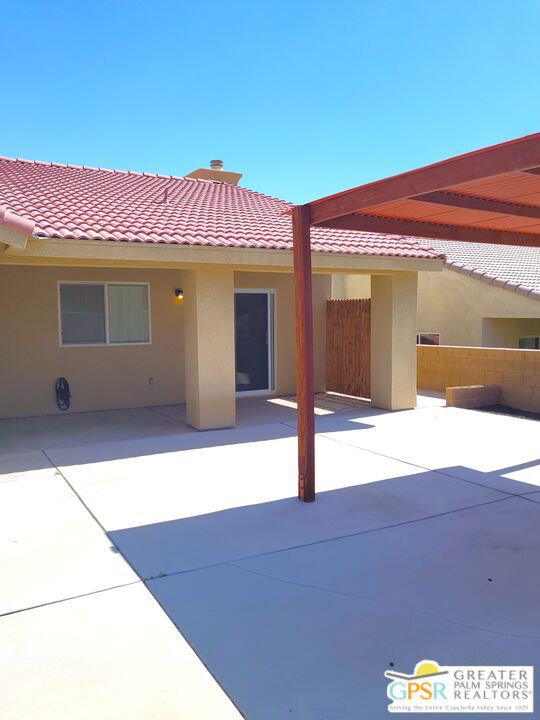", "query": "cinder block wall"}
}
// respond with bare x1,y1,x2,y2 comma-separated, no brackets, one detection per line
417,346,540,413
